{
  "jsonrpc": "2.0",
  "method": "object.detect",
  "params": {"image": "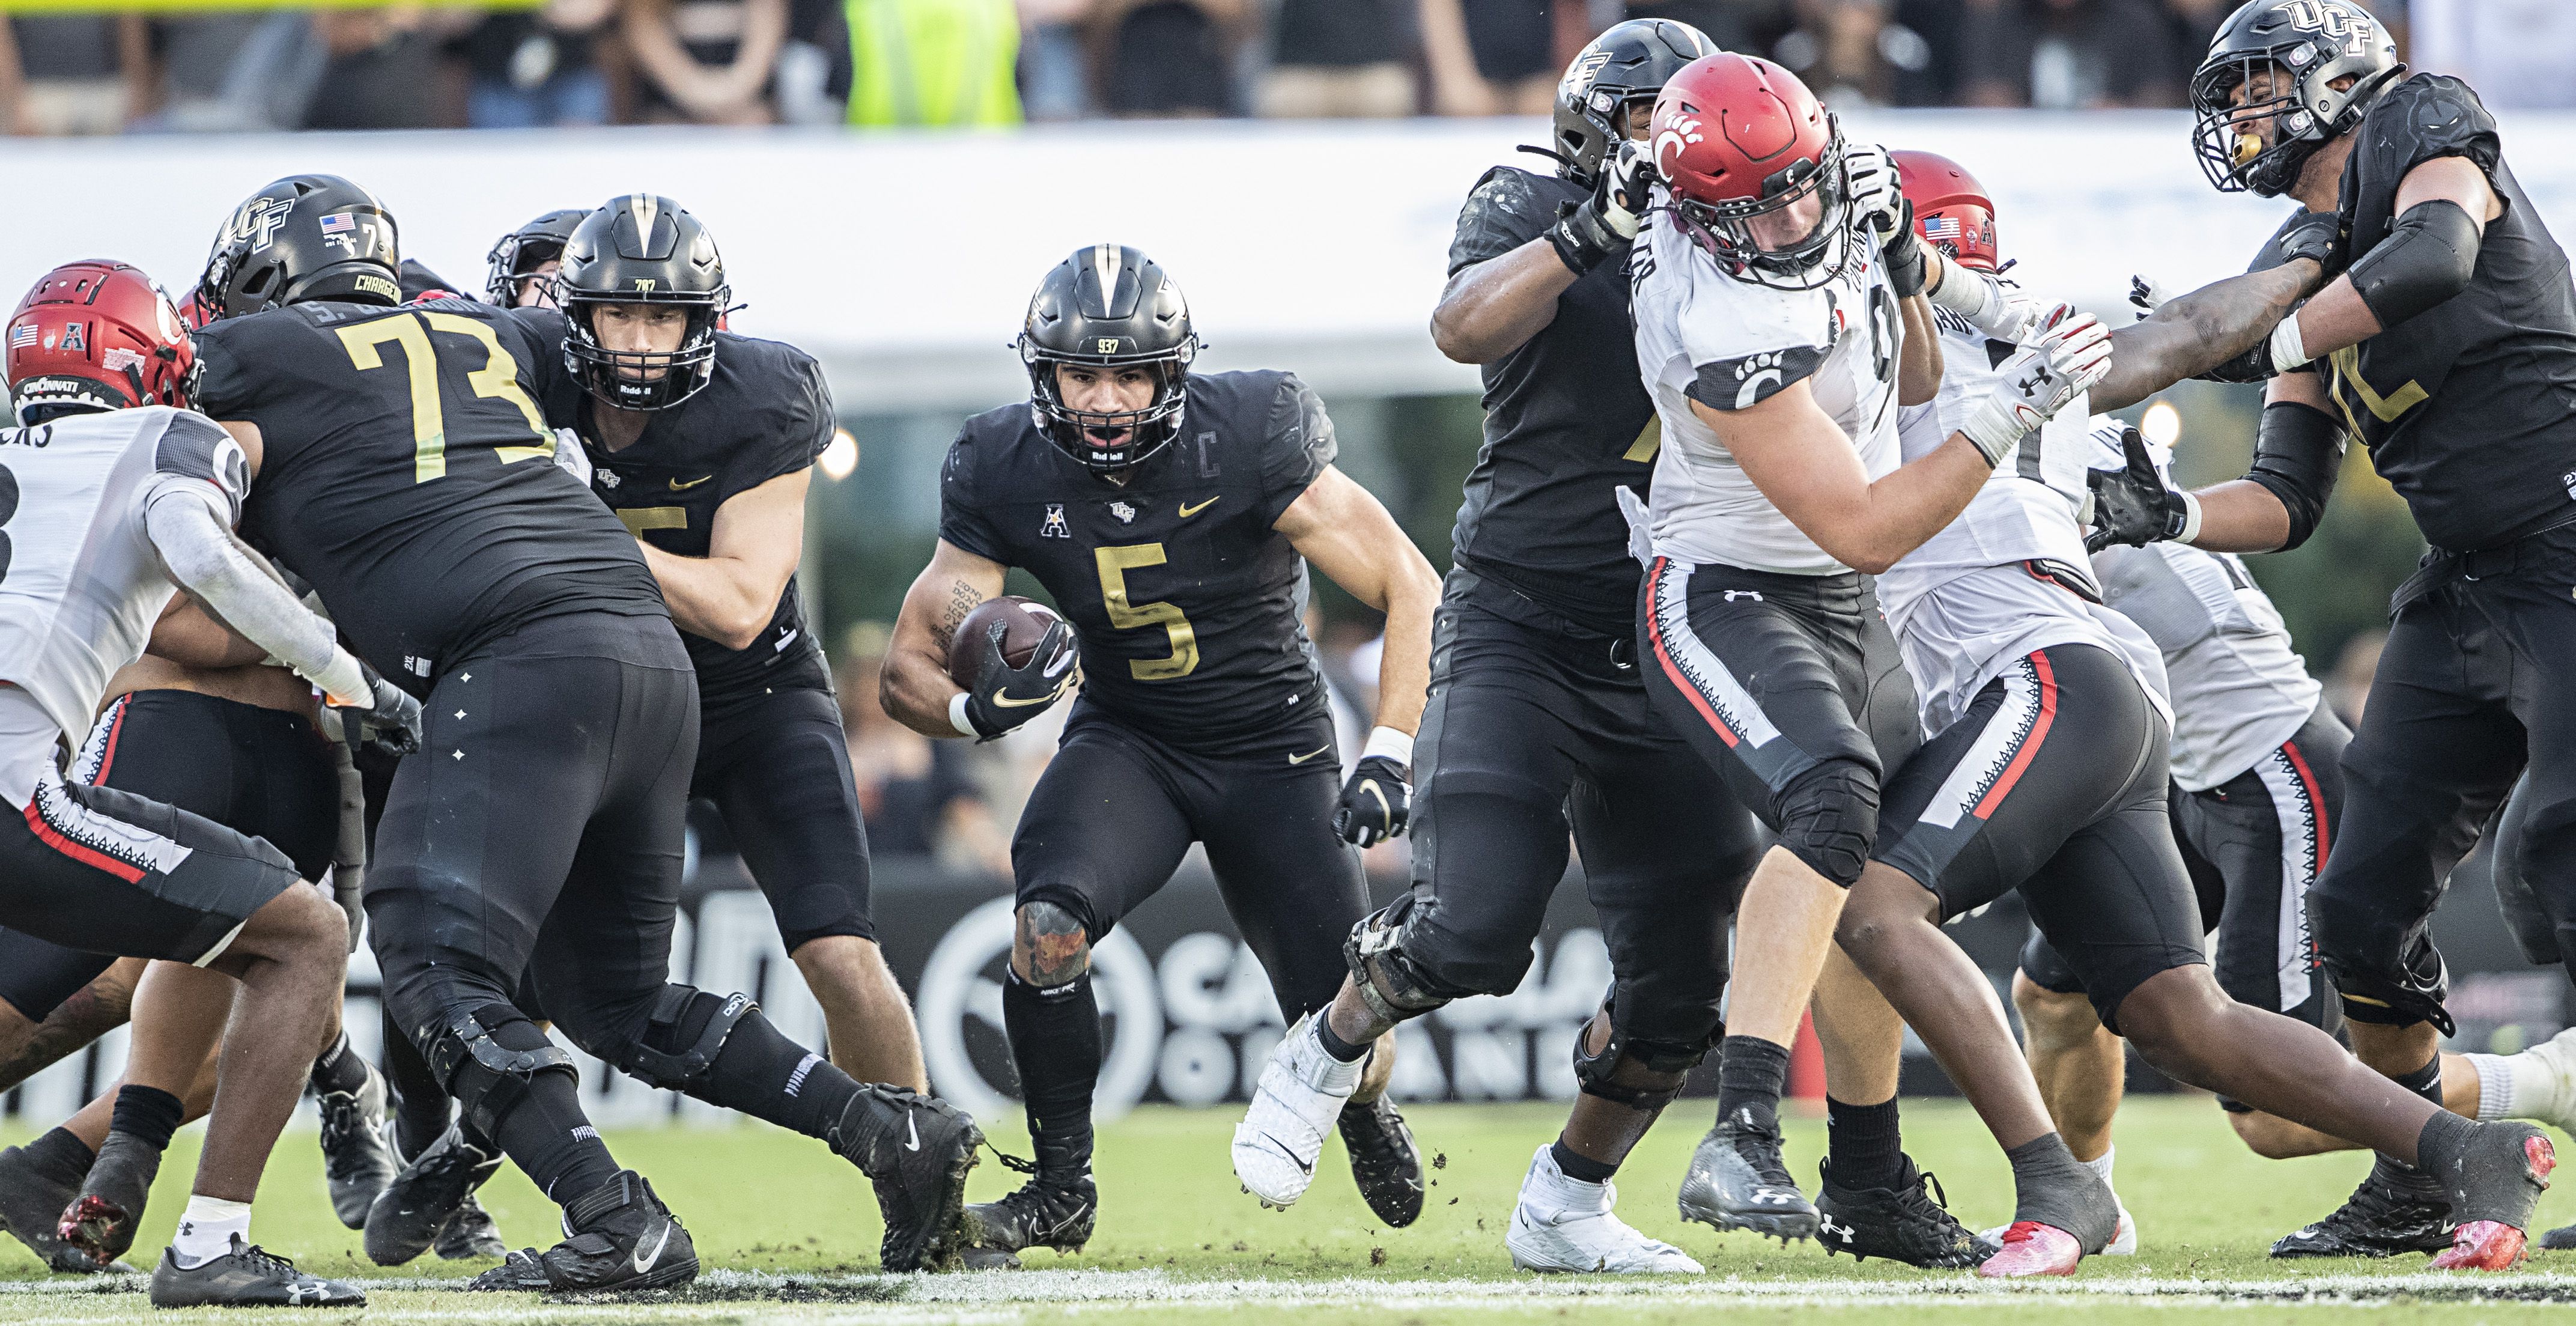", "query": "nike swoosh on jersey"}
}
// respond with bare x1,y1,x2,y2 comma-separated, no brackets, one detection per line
1179,496,1221,518
669,474,714,491
632,1223,672,1274
1286,745,1331,765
